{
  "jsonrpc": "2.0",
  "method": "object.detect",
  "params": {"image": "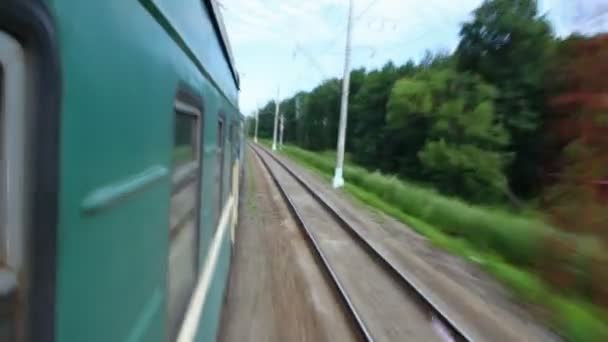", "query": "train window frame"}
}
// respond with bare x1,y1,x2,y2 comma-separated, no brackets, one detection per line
0,51,4,266
172,100,202,194
228,122,233,184
216,116,225,227
168,96,204,340
0,30,28,287
0,30,29,340
229,120,238,187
